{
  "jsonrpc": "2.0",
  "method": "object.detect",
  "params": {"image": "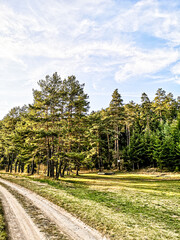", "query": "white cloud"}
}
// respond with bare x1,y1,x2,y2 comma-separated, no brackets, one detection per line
0,0,180,118
110,0,180,45
170,62,180,84
152,77,177,84
175,78,180,84
115,48,179,82
171,62,180,75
